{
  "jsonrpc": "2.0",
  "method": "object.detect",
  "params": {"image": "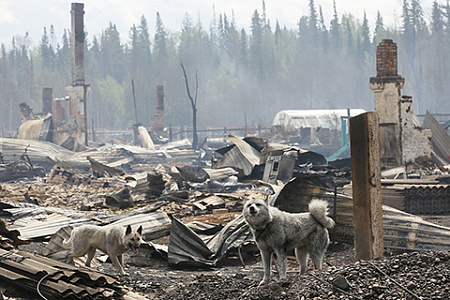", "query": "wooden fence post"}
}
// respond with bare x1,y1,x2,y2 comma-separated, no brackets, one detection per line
350,112,384,260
